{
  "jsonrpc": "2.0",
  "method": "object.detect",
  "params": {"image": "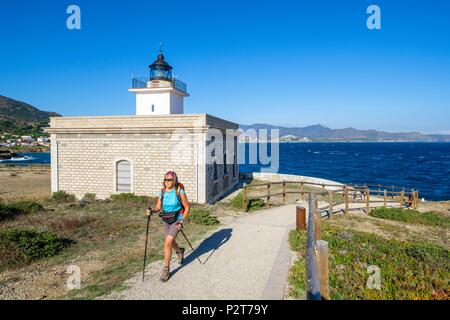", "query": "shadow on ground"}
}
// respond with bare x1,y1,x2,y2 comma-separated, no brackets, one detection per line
171,228,233,276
